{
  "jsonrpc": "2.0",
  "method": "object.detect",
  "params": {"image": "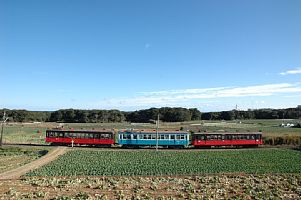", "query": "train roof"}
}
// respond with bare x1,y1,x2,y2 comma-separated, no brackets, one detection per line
193,132,262,135
46,129,114,133
119,130,188,134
